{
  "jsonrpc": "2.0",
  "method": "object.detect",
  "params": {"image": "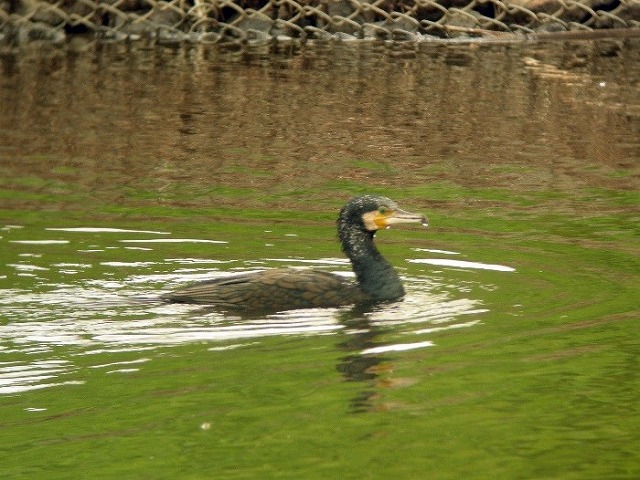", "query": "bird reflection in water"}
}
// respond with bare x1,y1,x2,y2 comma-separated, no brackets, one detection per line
335,308,389,413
